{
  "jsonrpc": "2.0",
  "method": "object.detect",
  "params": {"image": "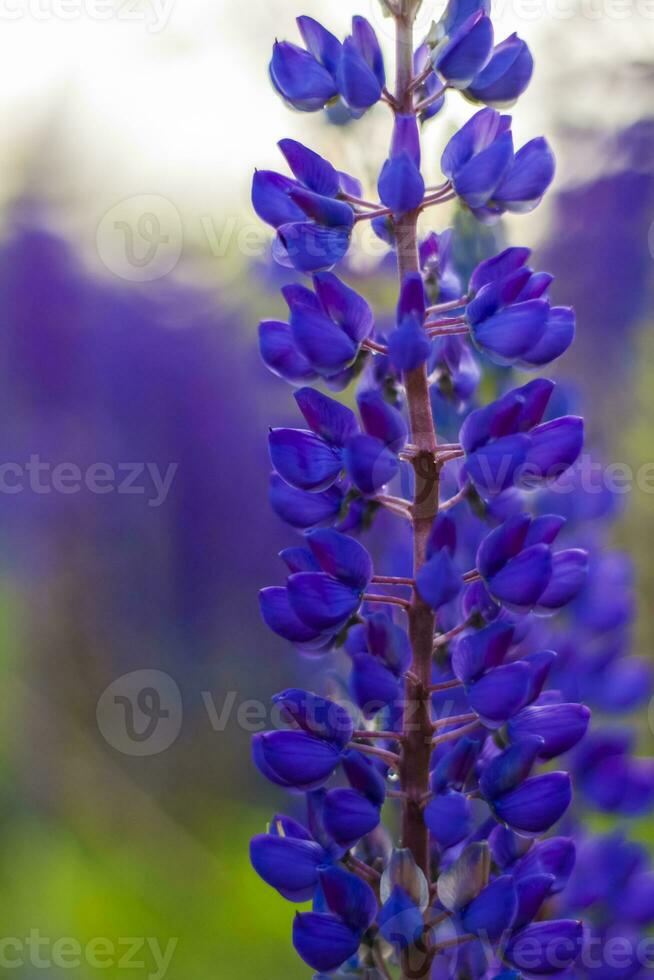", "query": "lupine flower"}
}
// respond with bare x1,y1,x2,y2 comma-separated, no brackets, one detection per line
388,272,432,372
345,611,411,717
270,17,341,111
260,272,373,384
268,386,402,498
293,866,377,970
476,513,588,612
252,139,357,272
432,11,495,89
253,689,354,790
460,379,584,495
442,109,555,221
337,16,386,111
270,15,385,115
466,34,533,107
378,115,425,215
250,2,653,976
466,247,575,367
